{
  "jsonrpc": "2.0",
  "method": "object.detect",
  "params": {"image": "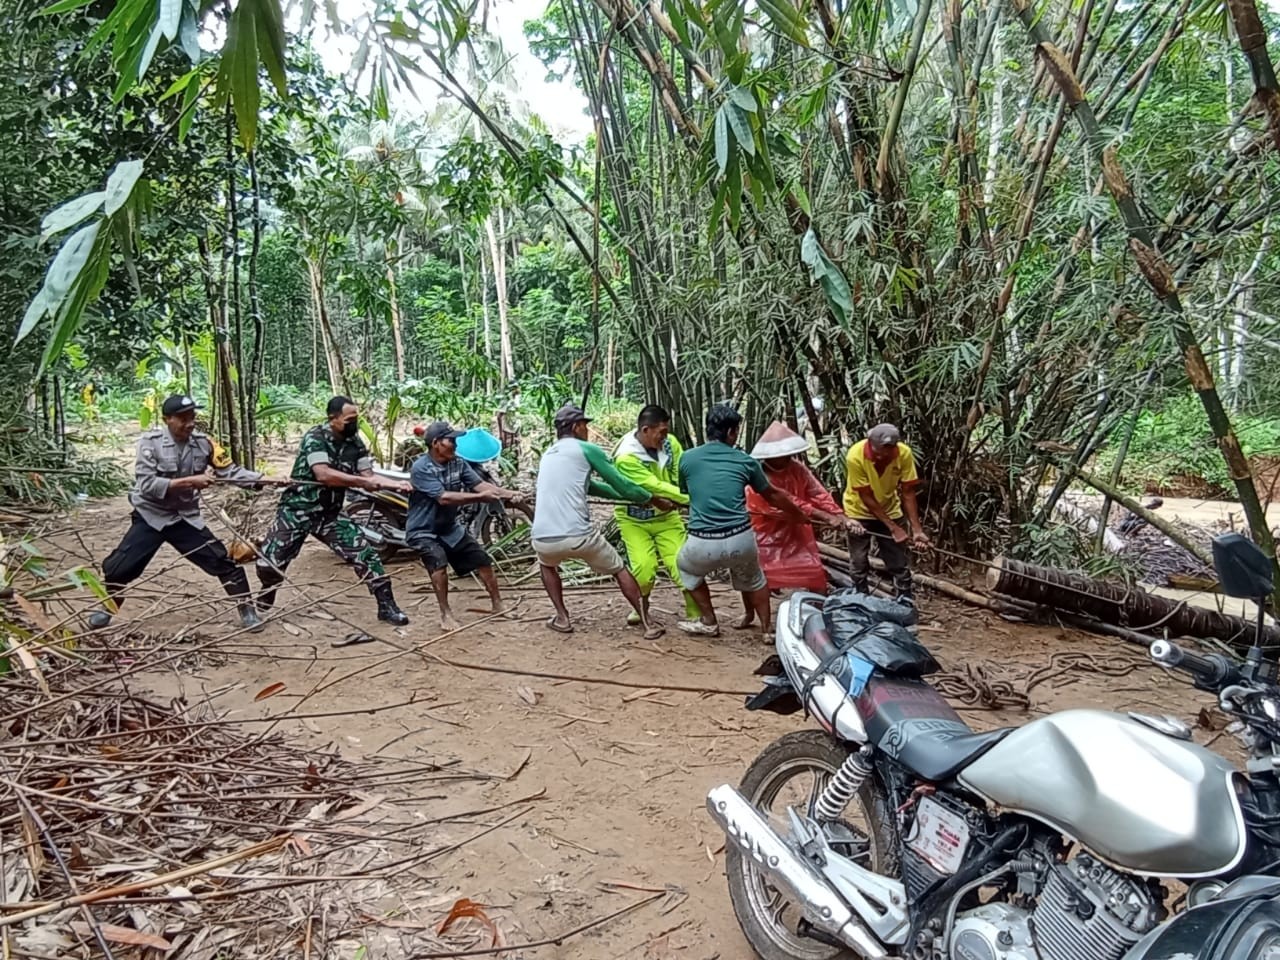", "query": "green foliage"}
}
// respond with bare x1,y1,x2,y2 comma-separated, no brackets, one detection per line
1096,396,1280,494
